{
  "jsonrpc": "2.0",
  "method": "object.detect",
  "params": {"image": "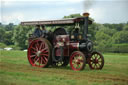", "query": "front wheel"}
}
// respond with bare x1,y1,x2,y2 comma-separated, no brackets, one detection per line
70,51,86,71
88,51,104,70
